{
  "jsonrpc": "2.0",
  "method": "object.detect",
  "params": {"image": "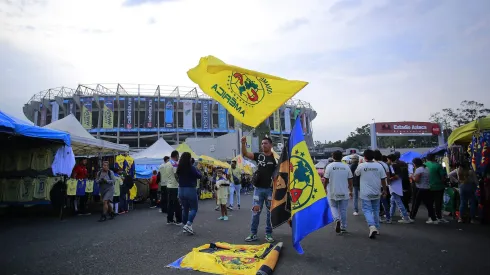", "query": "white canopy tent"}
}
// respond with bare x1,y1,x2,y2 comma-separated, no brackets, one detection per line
131,138,174,161
44,114,129,155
